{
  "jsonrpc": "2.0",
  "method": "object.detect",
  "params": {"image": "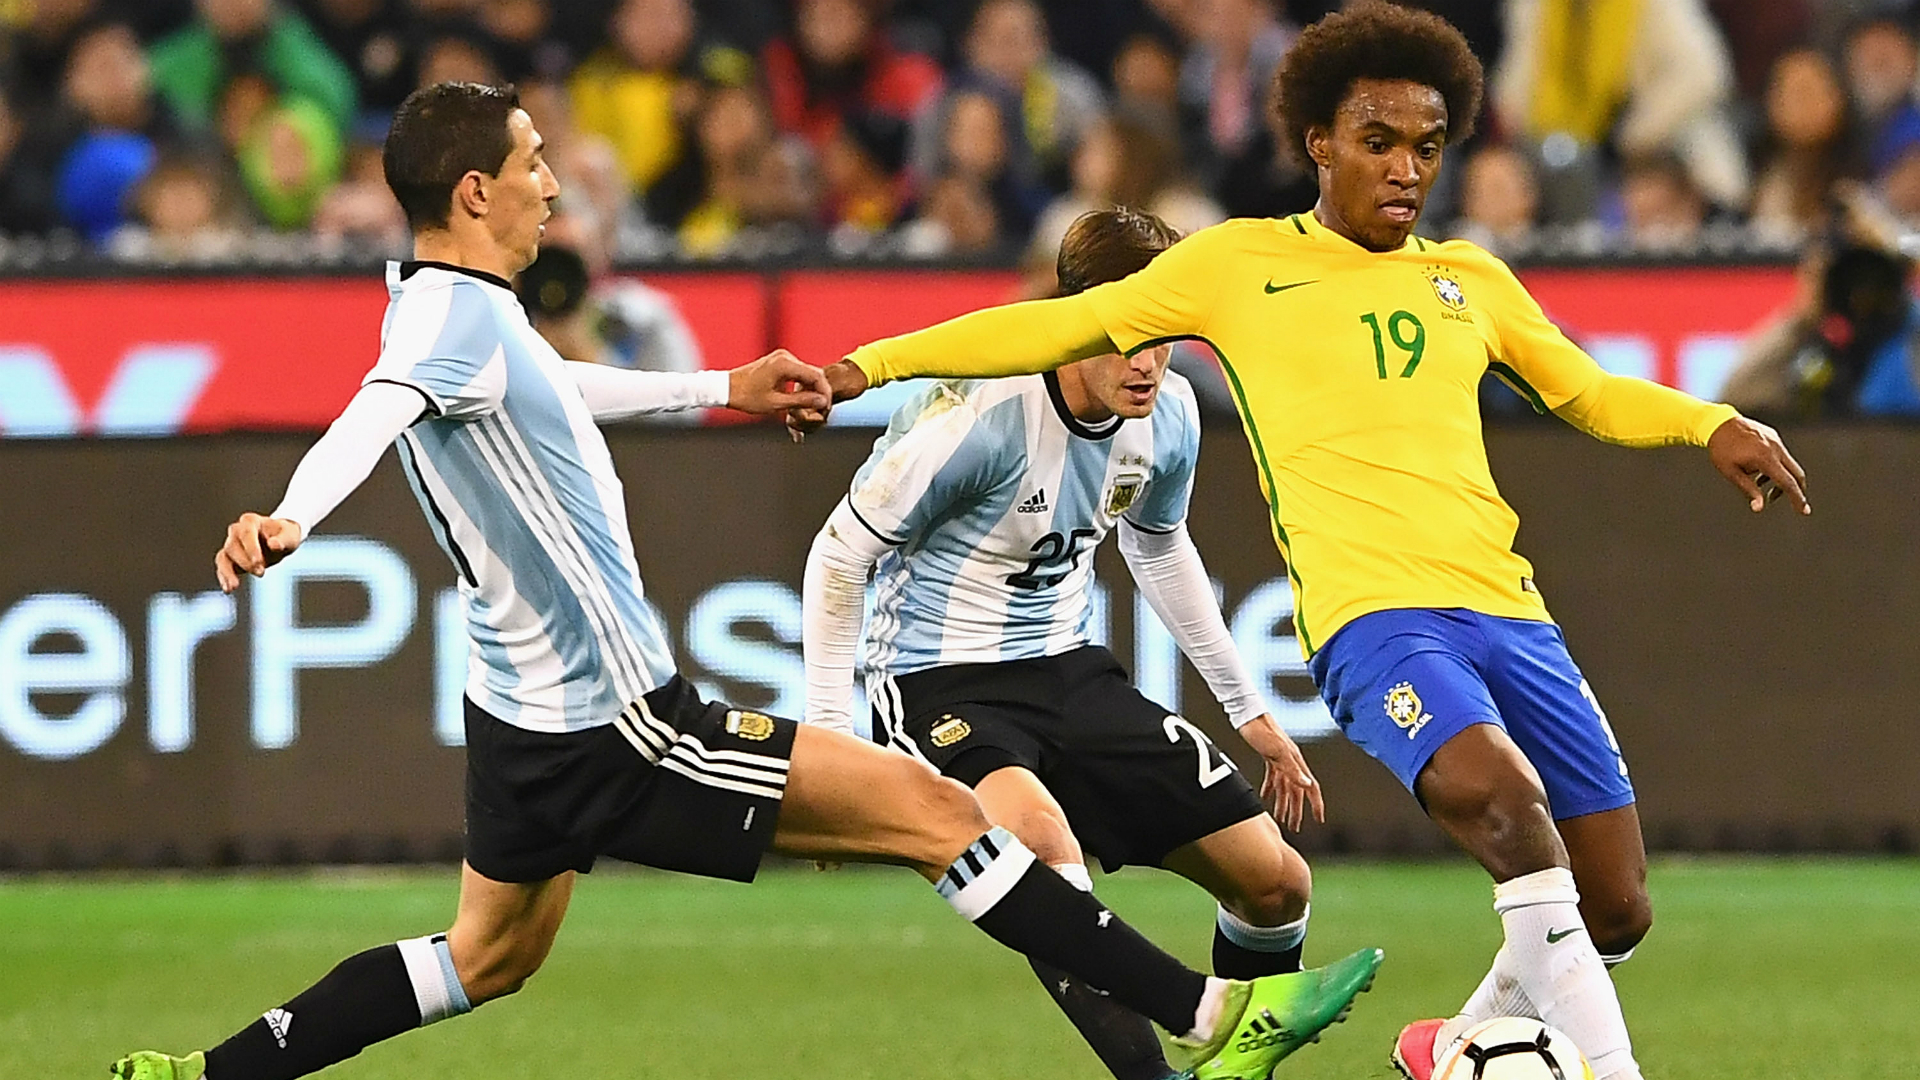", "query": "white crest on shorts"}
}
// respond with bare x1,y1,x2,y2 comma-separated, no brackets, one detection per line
1384,682,1432,740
